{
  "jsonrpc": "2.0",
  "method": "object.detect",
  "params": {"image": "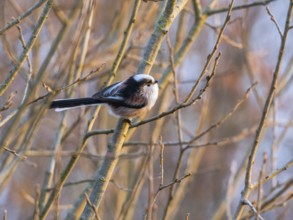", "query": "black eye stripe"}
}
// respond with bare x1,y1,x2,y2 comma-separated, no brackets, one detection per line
138,79,153,85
